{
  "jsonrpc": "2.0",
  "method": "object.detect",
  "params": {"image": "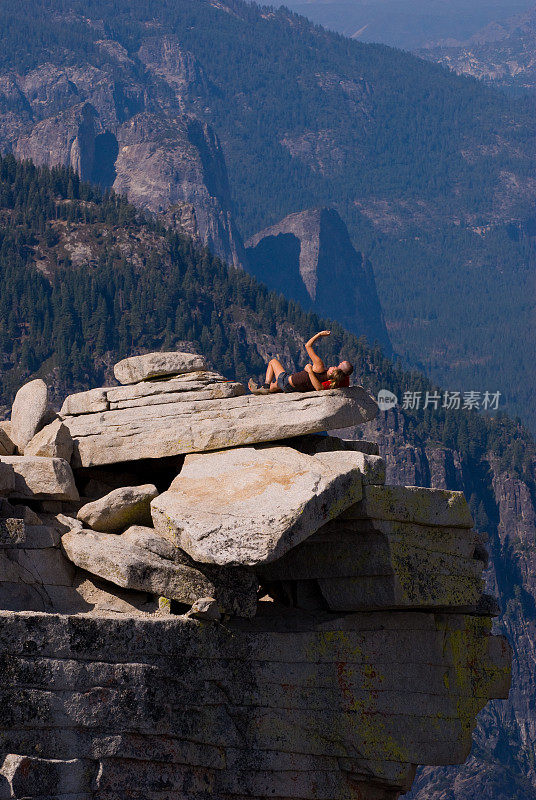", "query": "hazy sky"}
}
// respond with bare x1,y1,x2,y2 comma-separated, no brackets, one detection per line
282,0,535,49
